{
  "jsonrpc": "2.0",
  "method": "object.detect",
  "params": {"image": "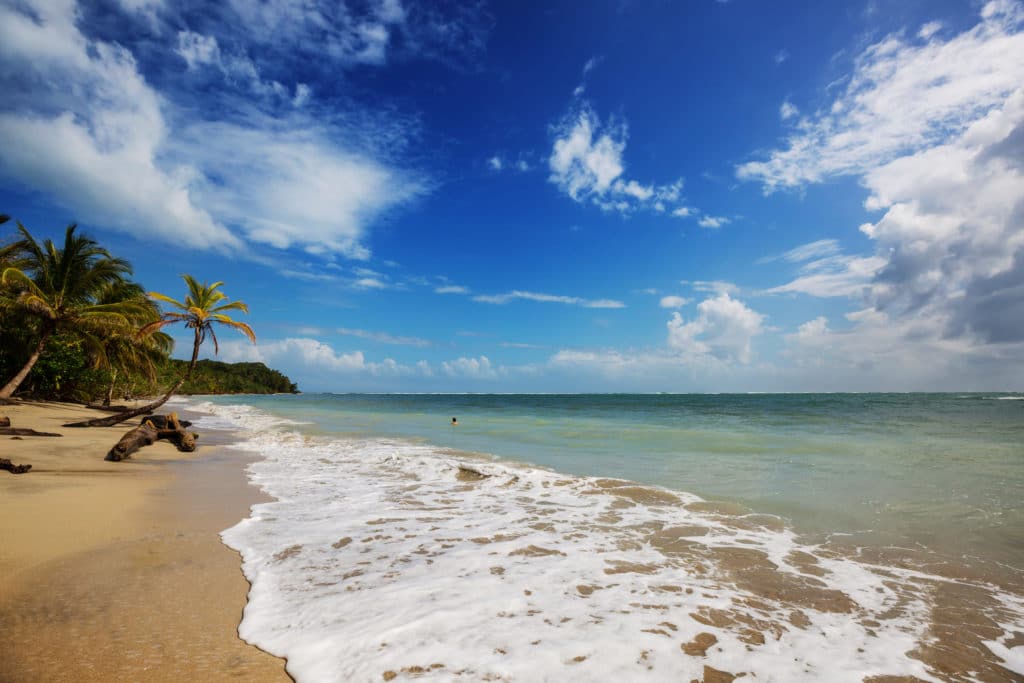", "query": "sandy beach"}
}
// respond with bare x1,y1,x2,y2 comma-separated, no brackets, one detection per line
0,401,288,682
